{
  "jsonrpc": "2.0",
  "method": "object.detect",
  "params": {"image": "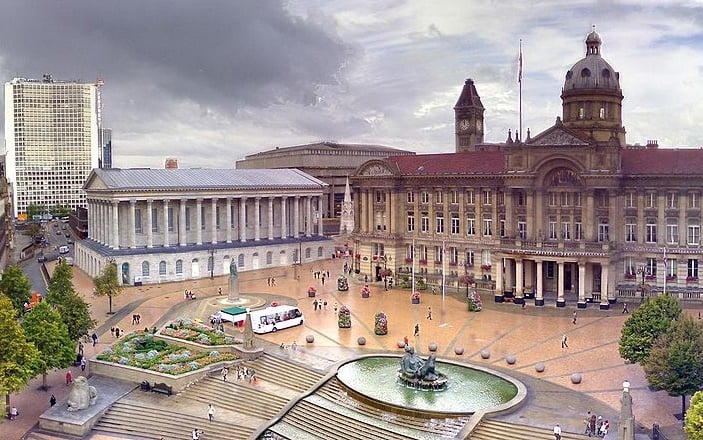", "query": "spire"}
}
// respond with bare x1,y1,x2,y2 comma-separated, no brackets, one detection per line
339,176,355,235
